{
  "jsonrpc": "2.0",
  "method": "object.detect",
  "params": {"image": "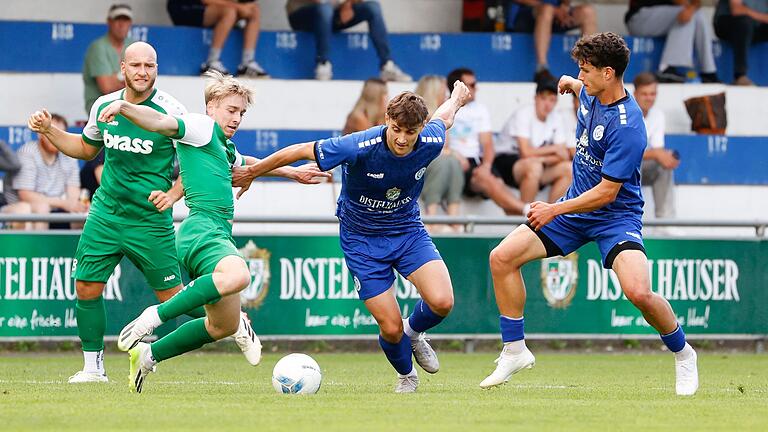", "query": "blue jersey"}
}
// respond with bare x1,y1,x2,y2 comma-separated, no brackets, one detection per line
565,87,646,221
313,119,447,235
